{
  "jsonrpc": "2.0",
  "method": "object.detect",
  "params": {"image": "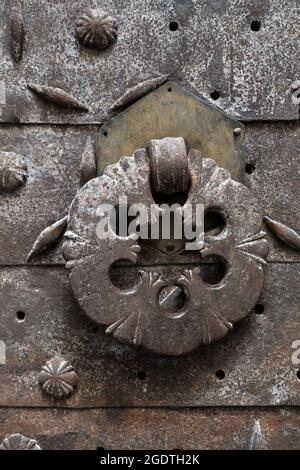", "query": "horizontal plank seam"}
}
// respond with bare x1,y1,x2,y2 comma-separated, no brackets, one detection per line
0,260,299,268
0,405,299,411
